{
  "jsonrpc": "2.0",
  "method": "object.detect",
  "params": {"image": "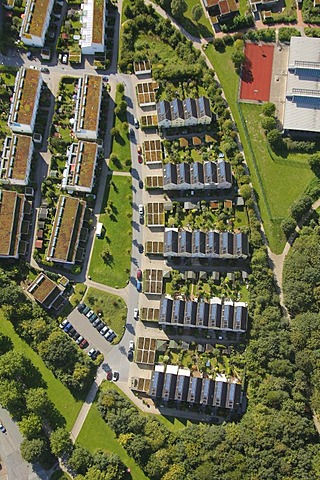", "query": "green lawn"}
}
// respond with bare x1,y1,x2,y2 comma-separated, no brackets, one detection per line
84,288,127,341
109,90,131,172
60,283,87,317
175,0,213,38
205,44,315,253
0,311,82,430
77,389,149,480
89,175,132,288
